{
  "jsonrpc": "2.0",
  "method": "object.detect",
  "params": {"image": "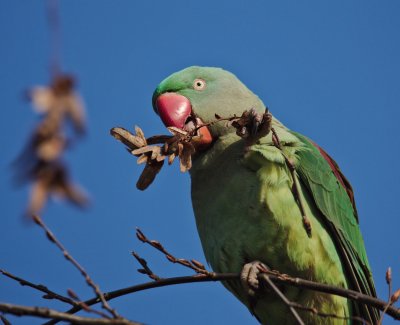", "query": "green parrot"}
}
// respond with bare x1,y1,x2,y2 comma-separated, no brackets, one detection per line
152,66,378,324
